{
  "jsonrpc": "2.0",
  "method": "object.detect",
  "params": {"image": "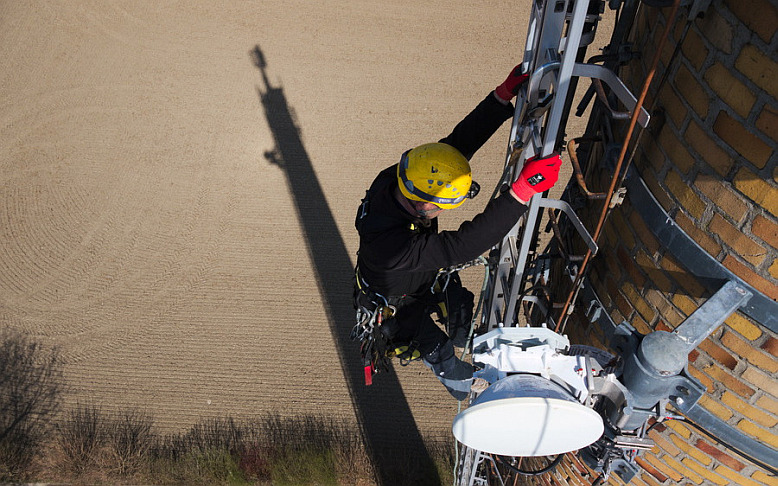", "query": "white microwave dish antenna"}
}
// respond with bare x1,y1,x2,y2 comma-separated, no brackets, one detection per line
452,374,604,457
